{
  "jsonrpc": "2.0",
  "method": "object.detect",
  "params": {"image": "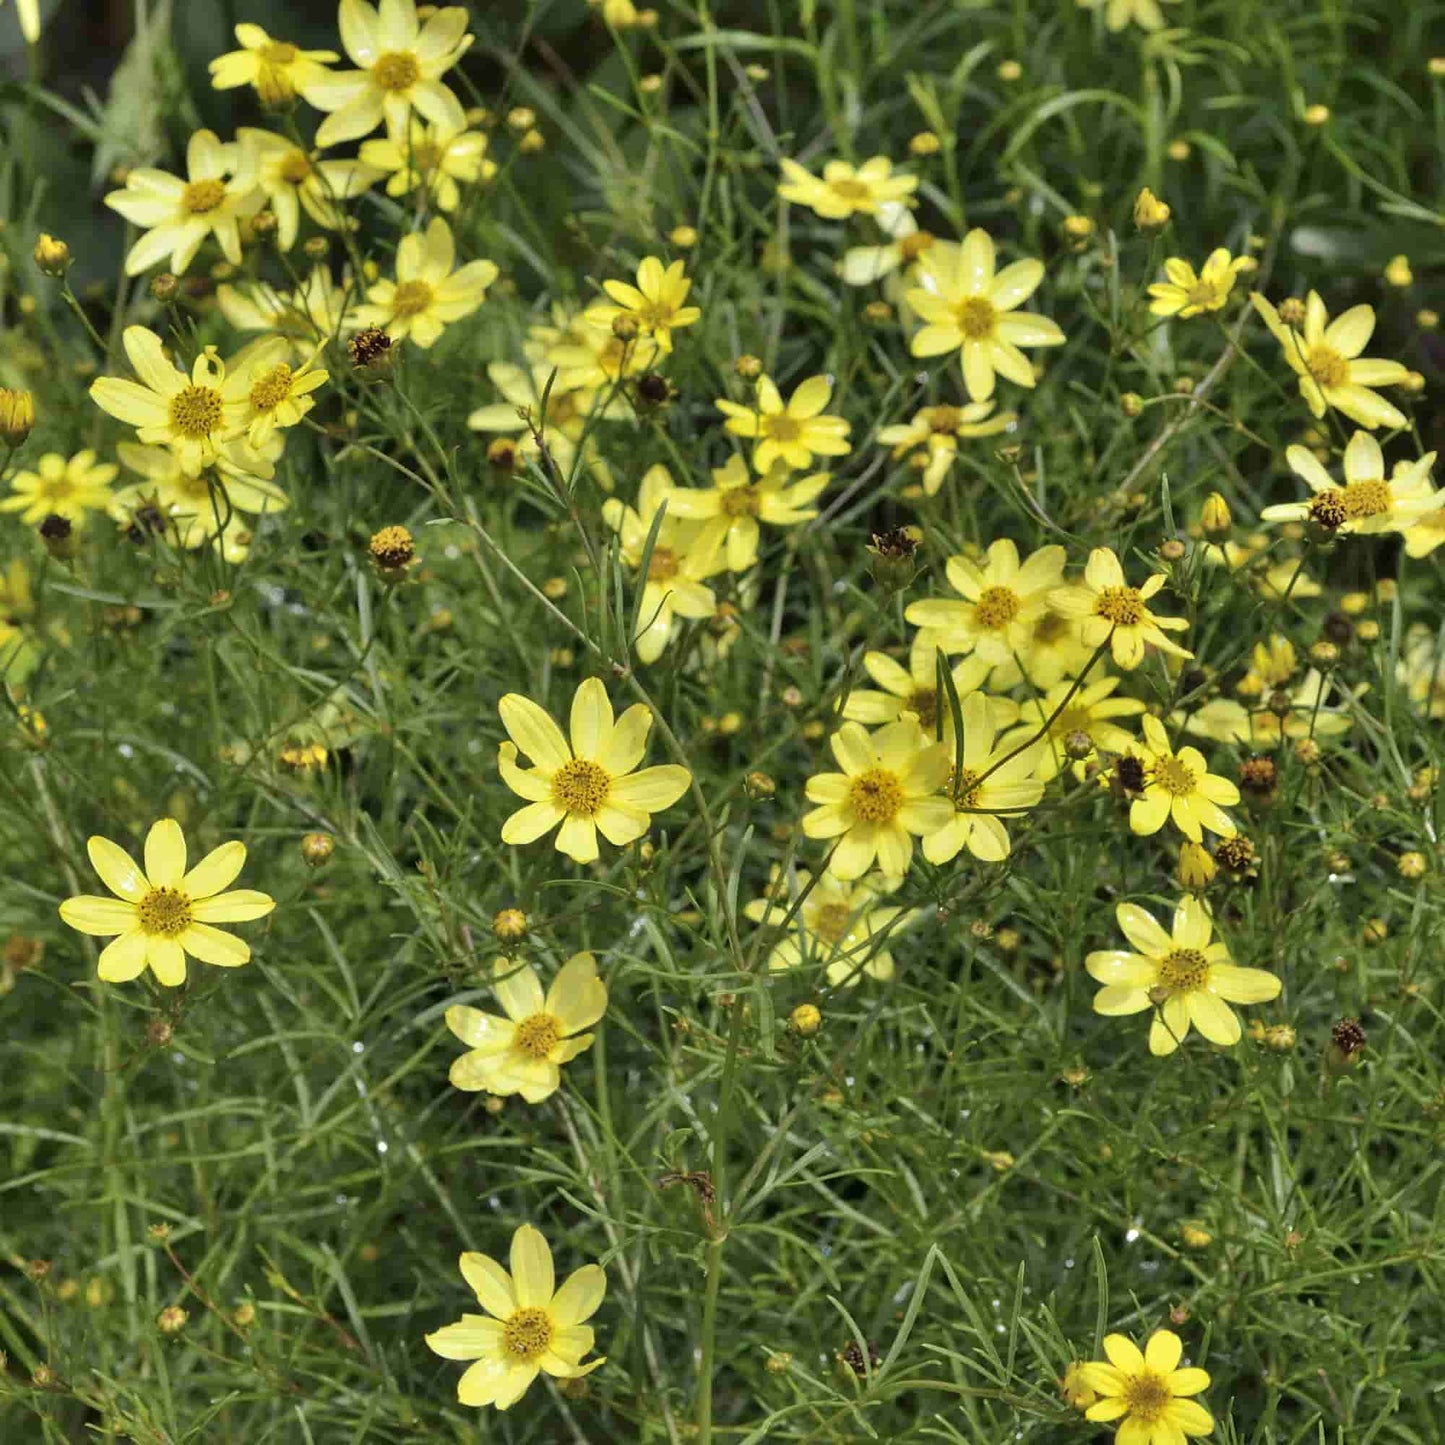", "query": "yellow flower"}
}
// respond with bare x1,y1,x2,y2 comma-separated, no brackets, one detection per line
104,130,262,277
355,216,497,347
426,1224,605,1410
1005,674,1145,781
113,439,288,544
993,607,1096,690
715,374,851,476
1132,186,1172,231
1124,715,1238,841
1251,291,1410,430
58,818,274,986
307,0,473,148
237,130,379,251
661,453,828,571
1261,431,1440,536
905,539,1066,666
1076,1330,1213,1439
1235,635,1297,696
1384,254,1413,288
209,25,338,105
589,0,646,27
445,954,607,1102
1078,0,1180,31
777,155,918,220
467,362,621,484
545,317,659,390
1,451,117,526
1051,546,1192,671
359,114,495,211
584,257,701,353
497,677,691,863
876,399,1015,495
802,716,952,879
0,387,35,445
1148,249,1250,318
841,206,942,287
1181,671,1355,747
841,628,1014,732
217,266,355,357
907,229,1064,401
1087,897,1279,1057
230,339,330,448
